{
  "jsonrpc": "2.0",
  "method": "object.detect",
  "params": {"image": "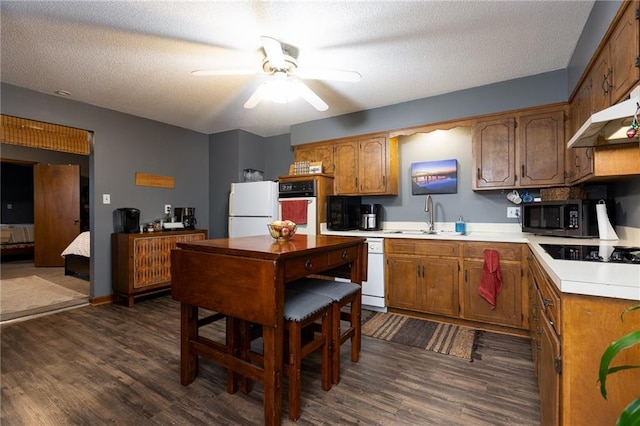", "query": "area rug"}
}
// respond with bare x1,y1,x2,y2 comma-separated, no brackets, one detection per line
362,312,482,361
1,275,89,322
